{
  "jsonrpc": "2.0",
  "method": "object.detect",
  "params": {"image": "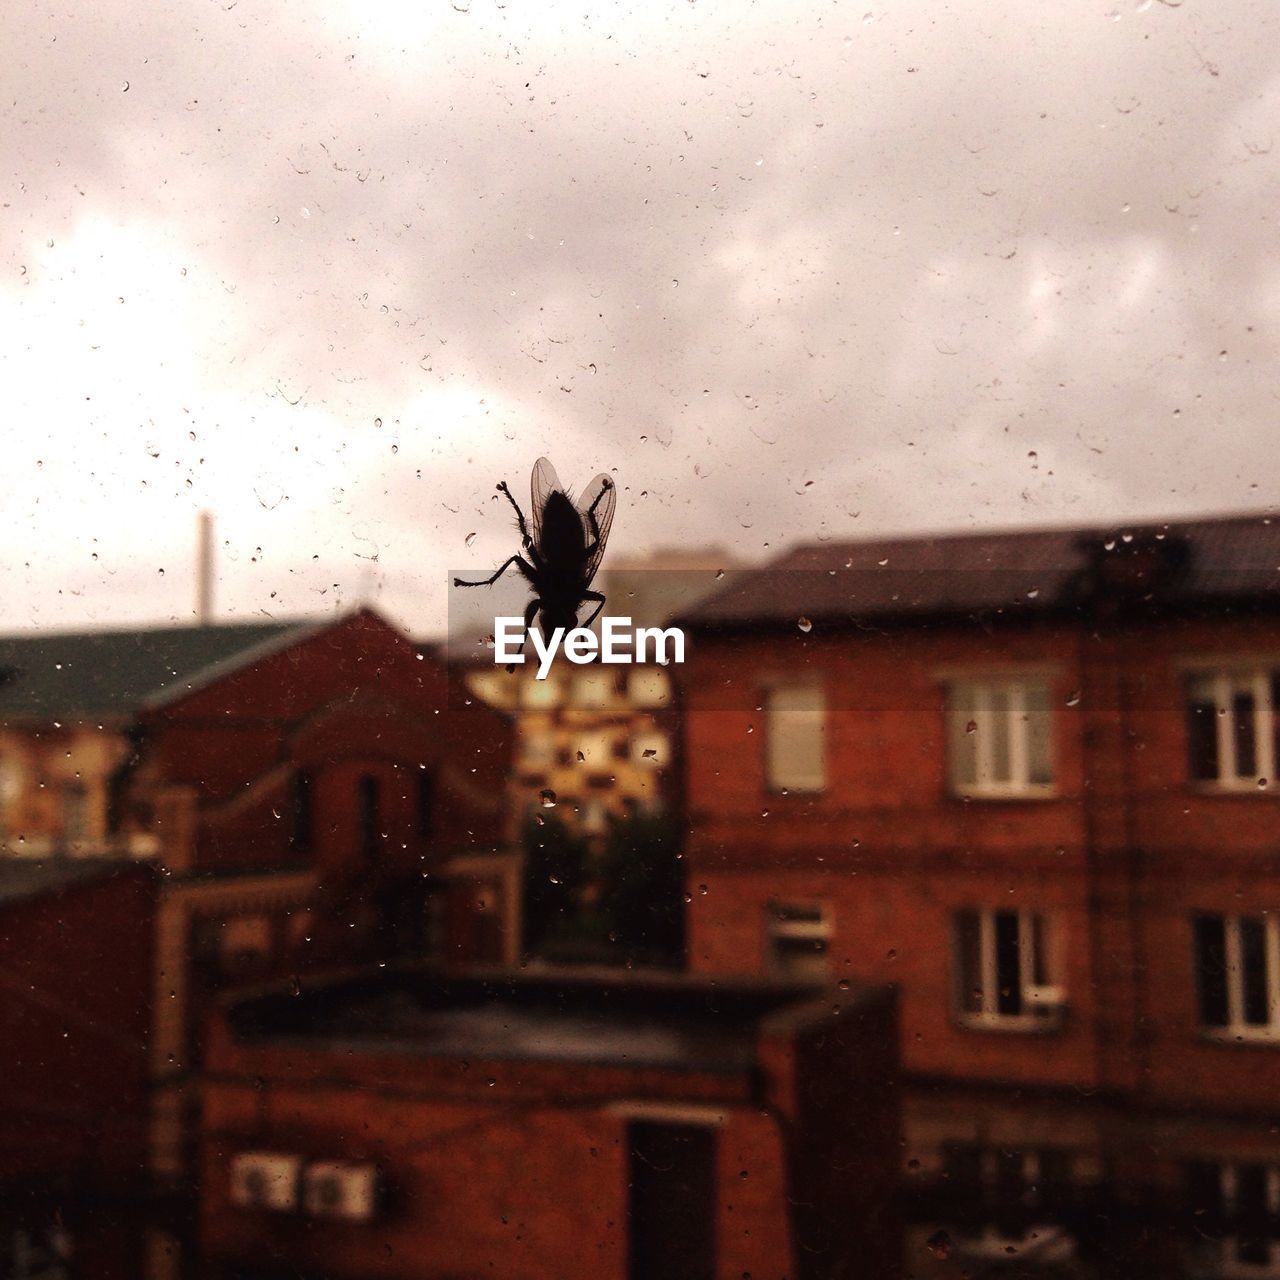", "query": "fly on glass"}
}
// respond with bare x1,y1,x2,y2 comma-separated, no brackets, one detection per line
454,457,616,638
